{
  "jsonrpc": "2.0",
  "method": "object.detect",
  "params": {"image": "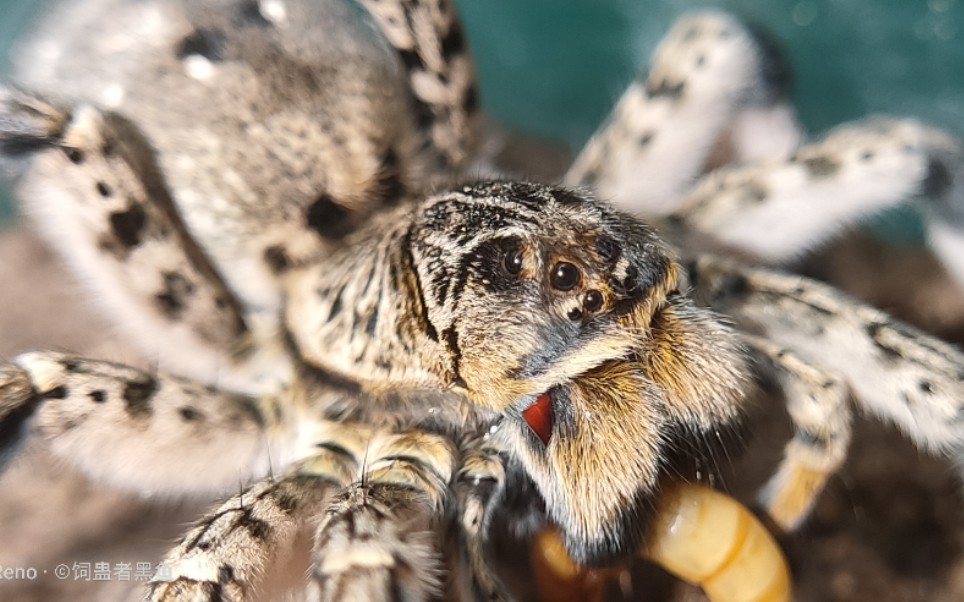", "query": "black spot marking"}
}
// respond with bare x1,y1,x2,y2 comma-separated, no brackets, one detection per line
440,21,466,59
179,407,203,422
923,157,953,198
646,79,686,100
274,492,298,514
866,322,903,360
42,386,68,400
218,565,235,585
802,155,840,178
741,181,769,204
155,271,195,318
713,273,749,302
638,131,654,146
123,377,157,418
64,148,84,164
61,359,80,372
175,28,227,62
109,205,148,249
96,181,112,198
919,380,934,394
240,514,271,540
89,390,107,403
365,308,379,337
305,193,351,239
398,49,427,73
263,245,289,274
